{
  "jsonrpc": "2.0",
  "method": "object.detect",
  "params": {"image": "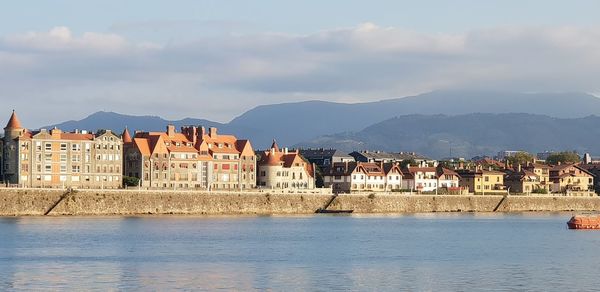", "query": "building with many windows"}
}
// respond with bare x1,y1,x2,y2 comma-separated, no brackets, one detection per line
1,111,122,188
125,125,256,190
